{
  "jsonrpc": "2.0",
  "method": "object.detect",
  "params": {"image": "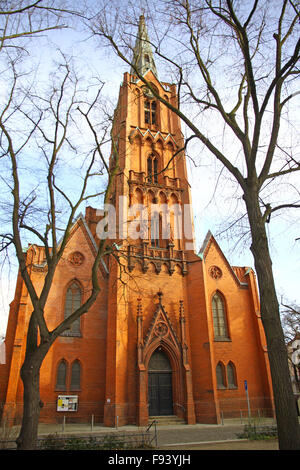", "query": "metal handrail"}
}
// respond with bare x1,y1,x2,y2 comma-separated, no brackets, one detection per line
146,419,158,447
